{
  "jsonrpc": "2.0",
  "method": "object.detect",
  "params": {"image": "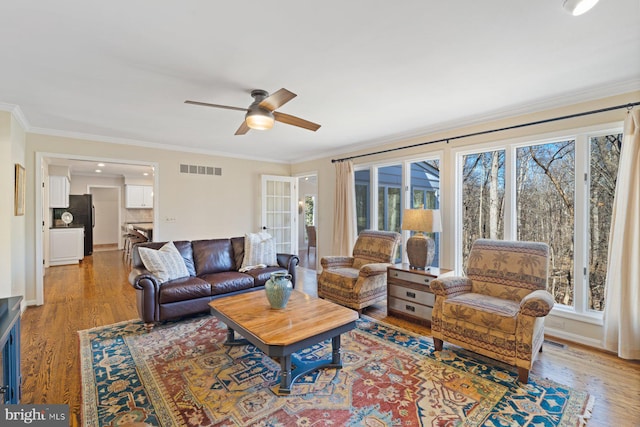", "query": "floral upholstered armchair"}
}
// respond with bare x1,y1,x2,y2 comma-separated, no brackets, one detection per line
430,239,554,383
318,230,401,313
